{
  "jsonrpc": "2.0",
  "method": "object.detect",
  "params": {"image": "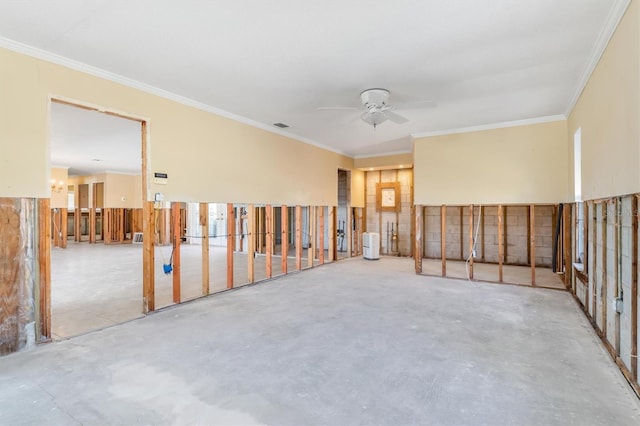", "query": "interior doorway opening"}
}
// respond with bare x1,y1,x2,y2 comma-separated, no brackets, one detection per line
337,169,350,259
48,100,145,340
